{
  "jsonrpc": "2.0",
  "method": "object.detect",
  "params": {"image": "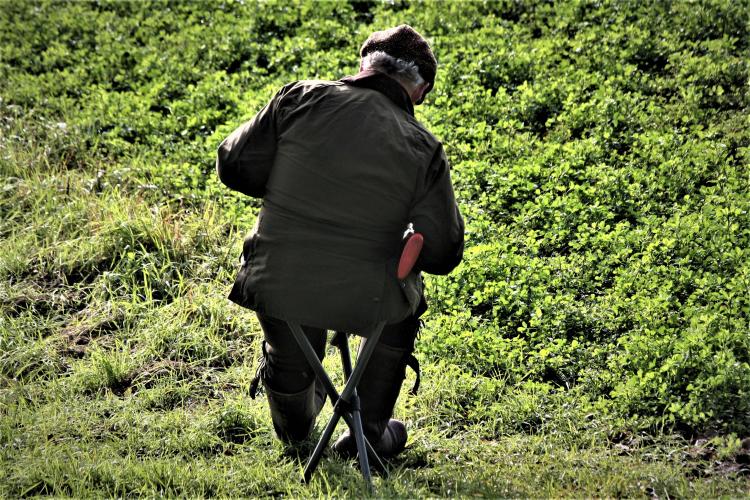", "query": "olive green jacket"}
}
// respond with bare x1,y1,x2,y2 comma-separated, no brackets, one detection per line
217,71,464,332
